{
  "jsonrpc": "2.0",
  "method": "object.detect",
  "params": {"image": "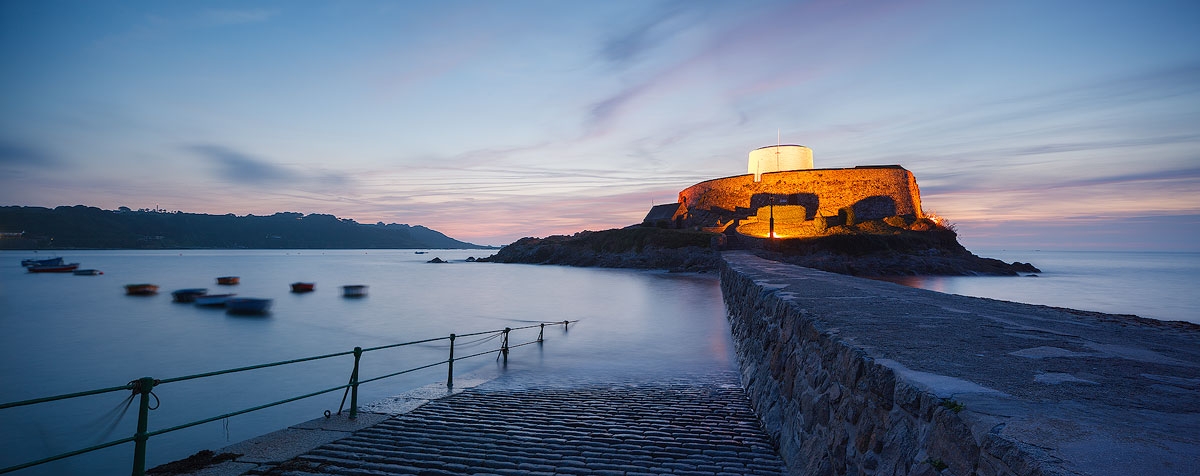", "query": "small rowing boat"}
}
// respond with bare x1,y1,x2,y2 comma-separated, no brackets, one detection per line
22,257,64,268
125,284,159,295
28,263,80,273
171,288,208,303
342,285,368,297
195,293,236,307
226,297,272,315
